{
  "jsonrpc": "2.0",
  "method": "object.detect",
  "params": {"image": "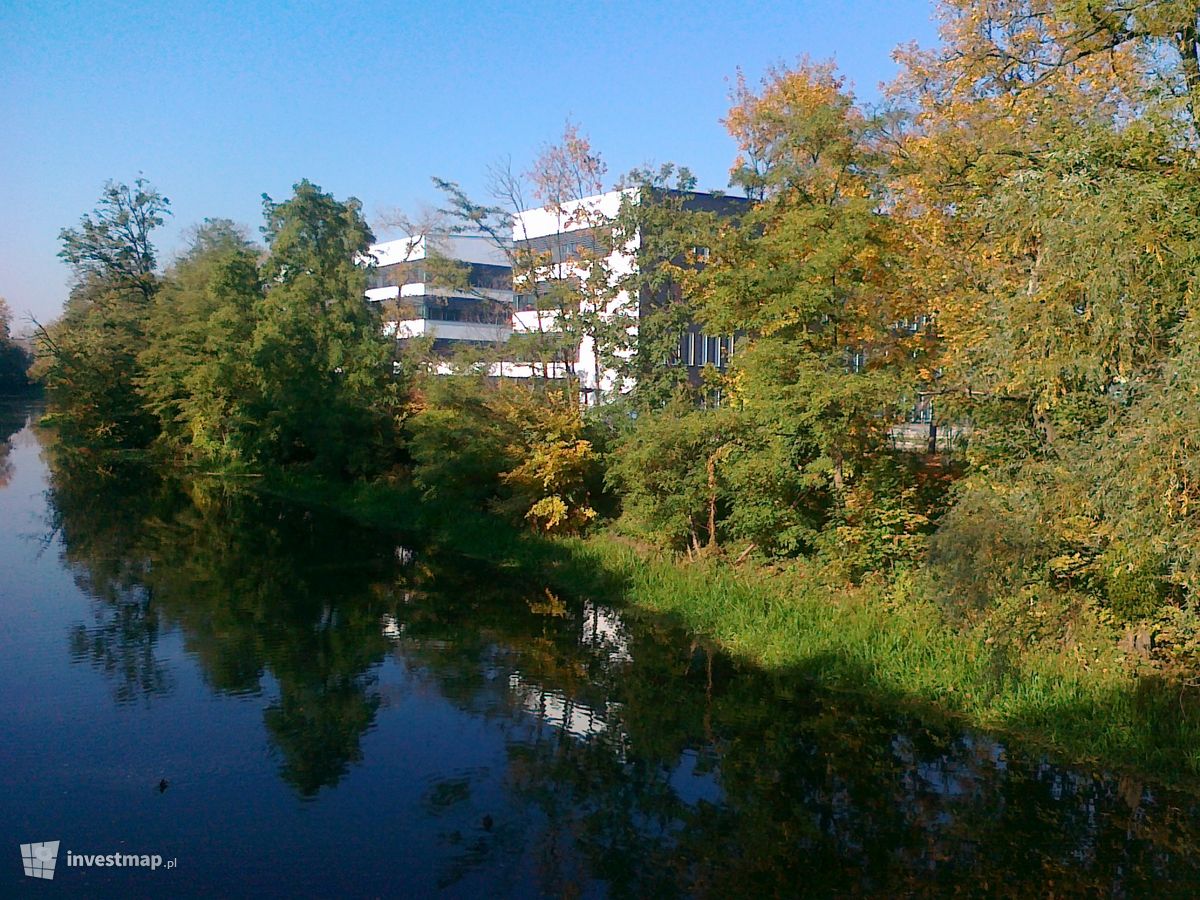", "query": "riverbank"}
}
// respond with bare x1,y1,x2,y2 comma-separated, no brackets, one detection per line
258,471,1200,790
565,537,1200,787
